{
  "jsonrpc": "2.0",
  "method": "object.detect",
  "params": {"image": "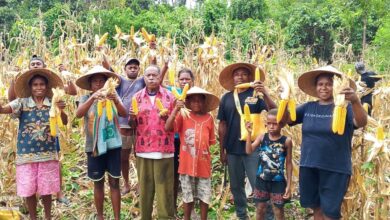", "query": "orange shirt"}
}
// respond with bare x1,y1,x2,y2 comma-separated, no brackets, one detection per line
175,112,216,178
